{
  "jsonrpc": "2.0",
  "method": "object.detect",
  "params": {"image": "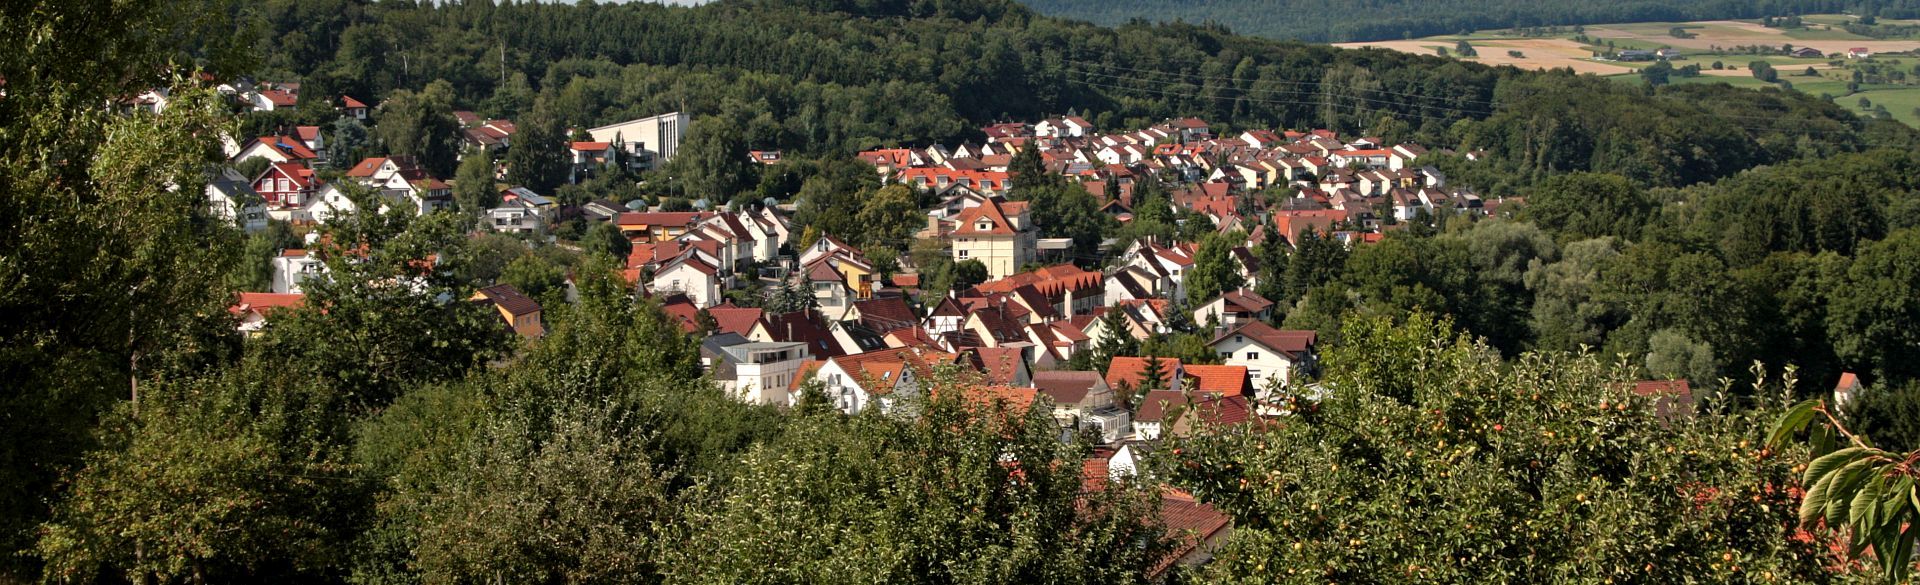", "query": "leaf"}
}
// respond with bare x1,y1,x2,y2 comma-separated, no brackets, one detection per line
1886,524,1917,583
1803,466,1840,526
1829,458,1884,527
1769,399,1822,448
1804,447,1866,486
1852,474,1886,535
